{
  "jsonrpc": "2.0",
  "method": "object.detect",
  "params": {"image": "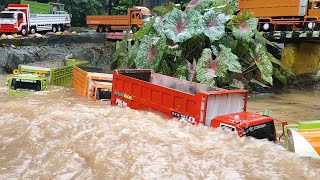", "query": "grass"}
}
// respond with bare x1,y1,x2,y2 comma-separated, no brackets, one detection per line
20,0,50,14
